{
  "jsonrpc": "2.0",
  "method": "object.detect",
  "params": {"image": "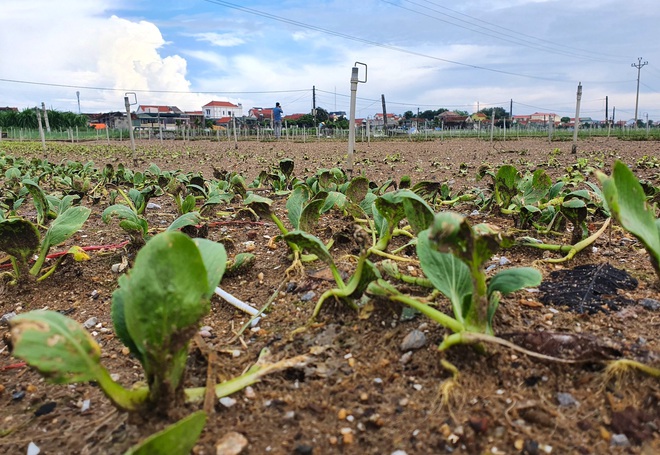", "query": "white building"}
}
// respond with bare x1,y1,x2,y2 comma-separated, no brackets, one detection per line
202,101,243,119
